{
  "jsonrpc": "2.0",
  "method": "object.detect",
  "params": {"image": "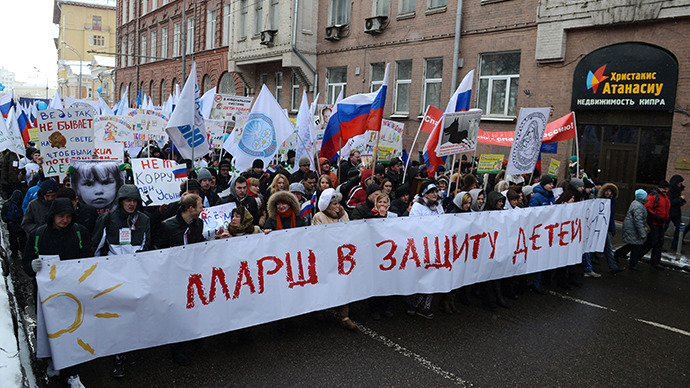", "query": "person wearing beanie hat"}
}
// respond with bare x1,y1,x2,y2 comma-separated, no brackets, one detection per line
22,179,60,235
289,182,306,203
528,173,557,294
290,156,312,183
319,157,339,187
216,160,232,191
385,157,404,189
638,179,671,269
390,184,411,216
616,188,649,271
197,168,221,207
351,183,382,220
374,164,386,182
252,158,264,170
